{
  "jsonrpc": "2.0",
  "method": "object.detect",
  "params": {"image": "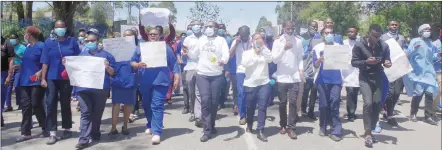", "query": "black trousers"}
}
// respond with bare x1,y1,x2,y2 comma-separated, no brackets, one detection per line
277,82,300,129
196,74,225,135
20,86,46,135
301,78,317,114
385,78,404,117
133,87,142,113
45,80,73,131
346,87,360,119
411,91,434,118
360,75,383,132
